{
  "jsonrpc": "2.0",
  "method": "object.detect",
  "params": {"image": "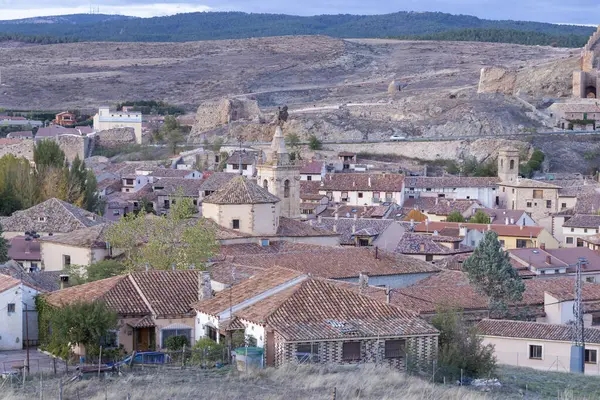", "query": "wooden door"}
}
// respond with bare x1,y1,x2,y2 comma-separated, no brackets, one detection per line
137,328,150,351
